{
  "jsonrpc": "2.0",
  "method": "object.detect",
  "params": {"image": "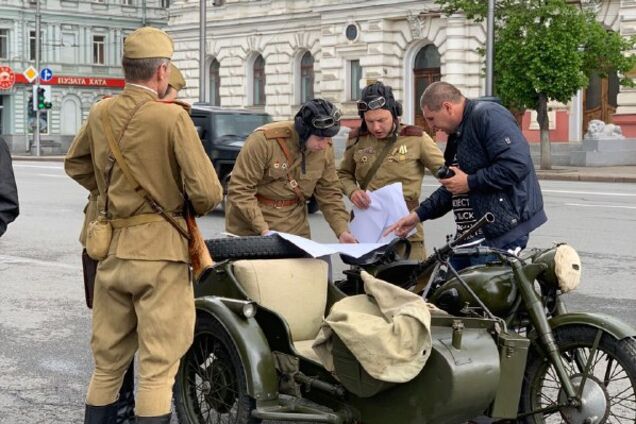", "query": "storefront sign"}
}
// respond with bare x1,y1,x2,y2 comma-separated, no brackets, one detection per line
0,66,16,89
15,74,125,88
